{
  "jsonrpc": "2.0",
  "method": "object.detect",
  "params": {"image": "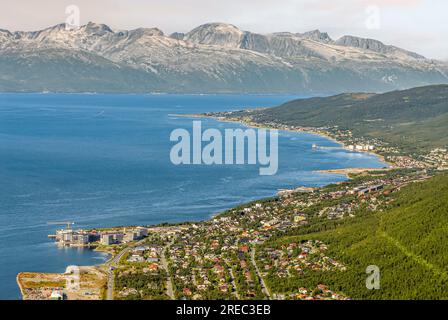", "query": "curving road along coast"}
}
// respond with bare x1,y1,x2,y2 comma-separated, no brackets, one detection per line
103,240,146,300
